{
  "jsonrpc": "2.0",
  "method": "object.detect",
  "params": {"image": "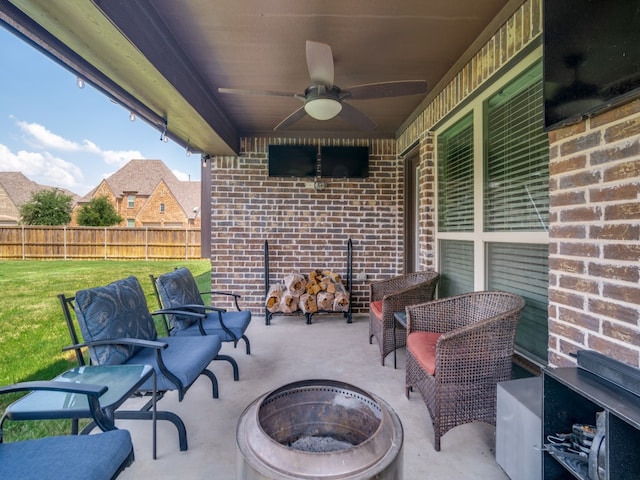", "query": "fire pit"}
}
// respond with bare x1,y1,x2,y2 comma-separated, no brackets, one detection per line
237,379,403,479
